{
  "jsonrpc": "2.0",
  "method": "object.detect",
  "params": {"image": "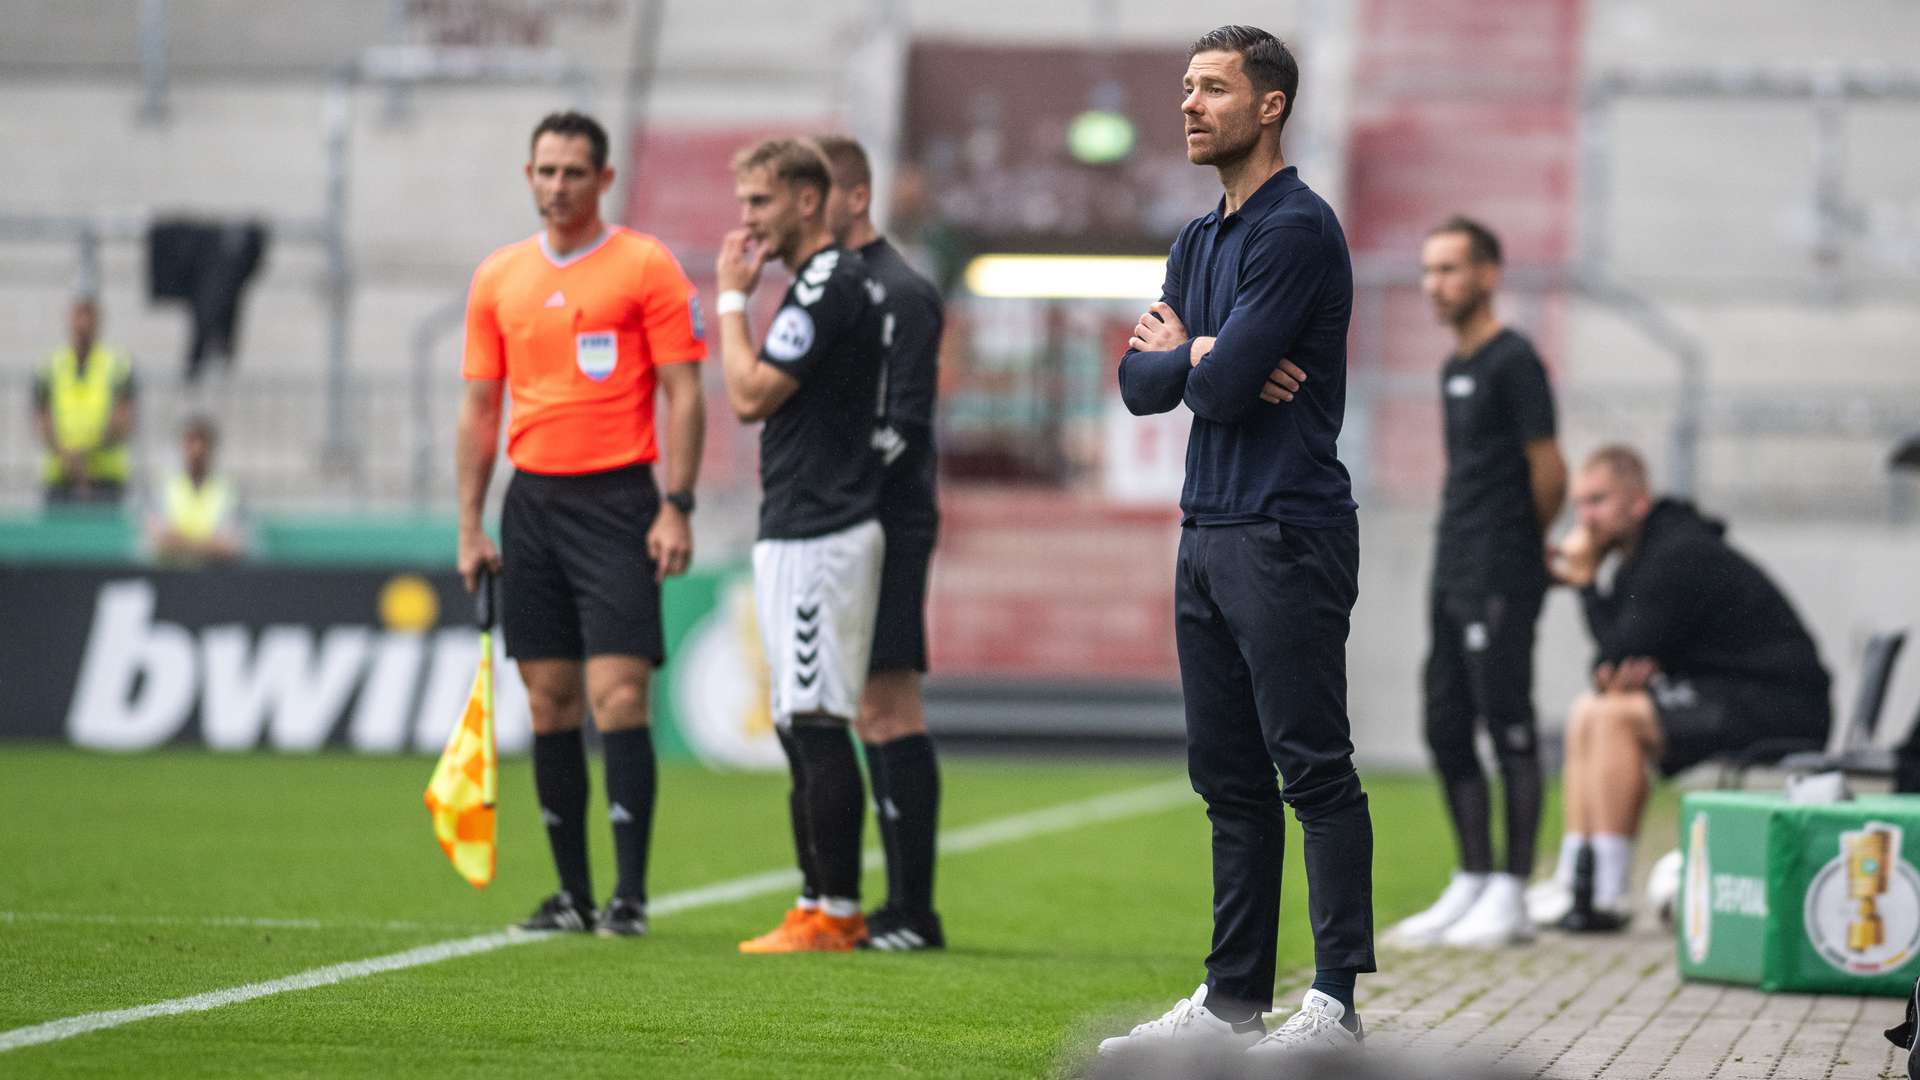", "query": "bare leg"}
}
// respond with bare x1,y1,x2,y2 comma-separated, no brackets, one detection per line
1561,694,1596,837
584,654,651,732
1589,691,1660,836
